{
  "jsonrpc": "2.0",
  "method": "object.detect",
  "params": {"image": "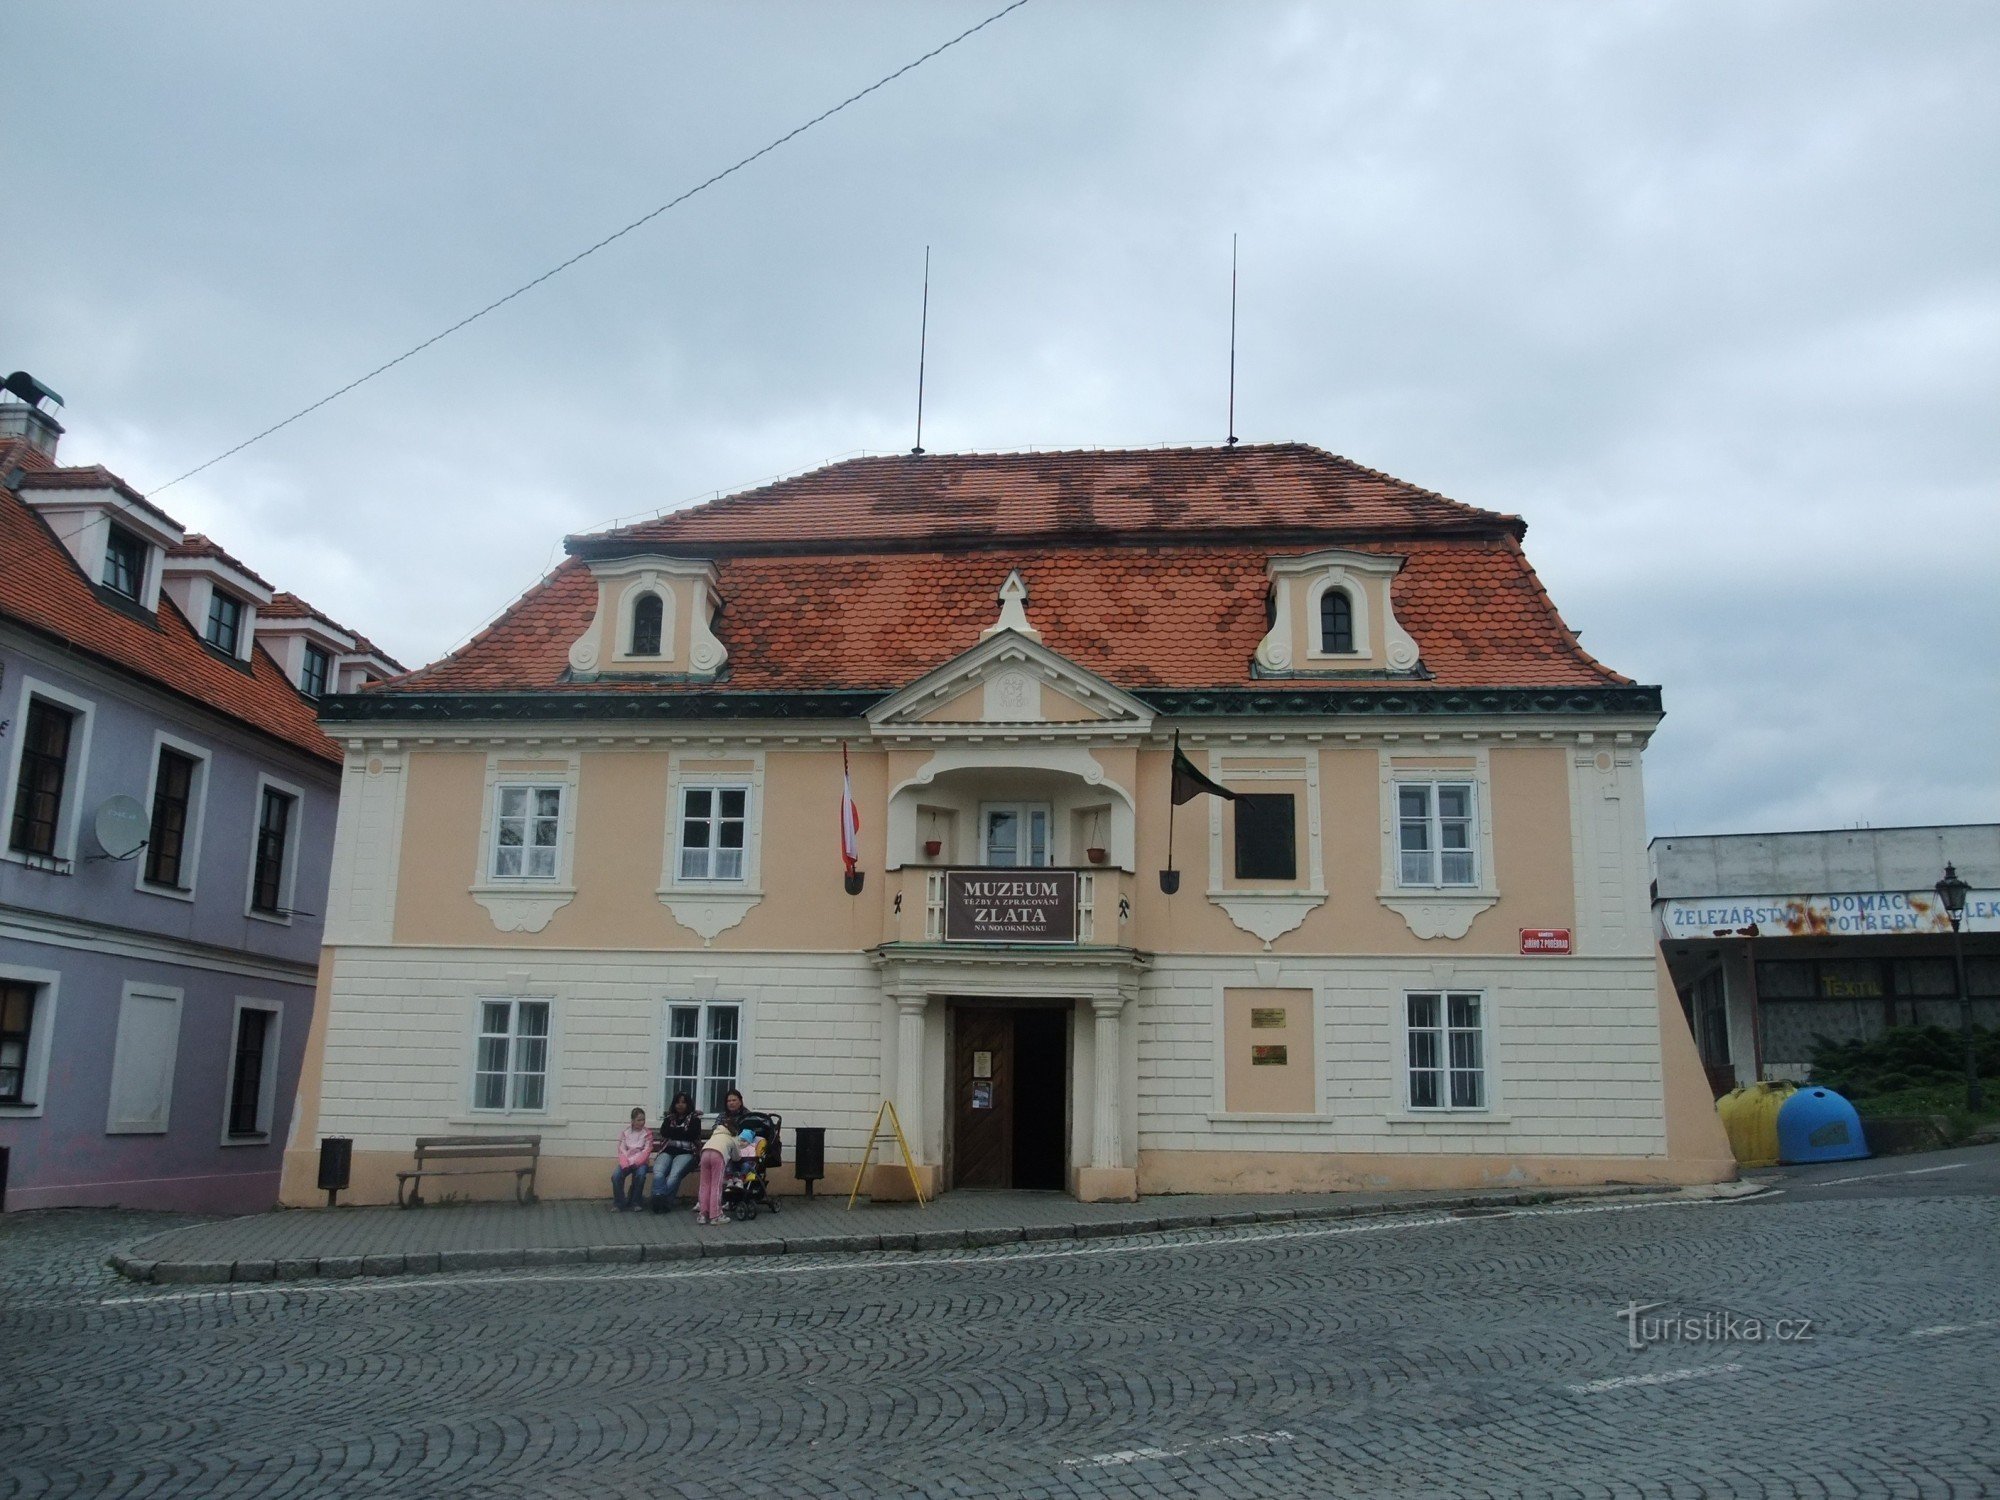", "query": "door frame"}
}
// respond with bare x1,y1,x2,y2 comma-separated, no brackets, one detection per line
944,996,1075,1192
